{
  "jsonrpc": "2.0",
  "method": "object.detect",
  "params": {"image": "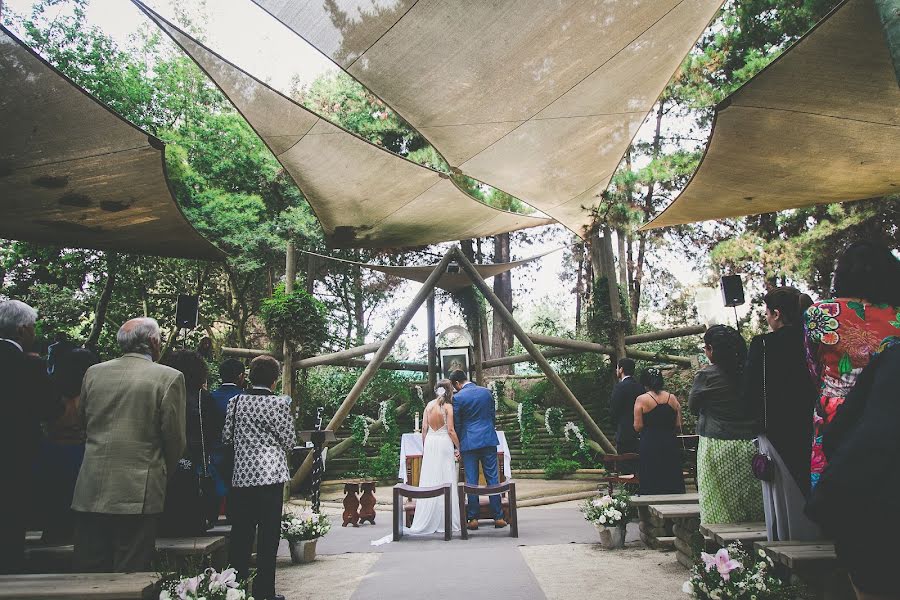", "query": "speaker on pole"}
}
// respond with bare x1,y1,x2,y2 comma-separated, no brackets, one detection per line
720,275,745,308
175,294,200,330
